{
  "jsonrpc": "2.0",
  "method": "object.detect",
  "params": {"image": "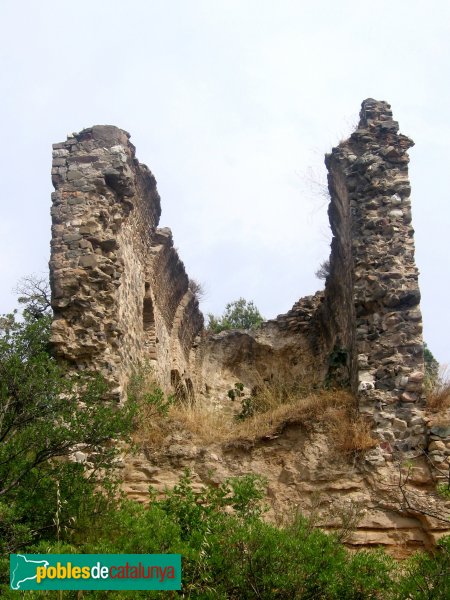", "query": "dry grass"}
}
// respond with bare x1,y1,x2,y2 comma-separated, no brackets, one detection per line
232,388,351,441
169,401,235,444
331,408,377,455
426,365,450,416
131,371,376,456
